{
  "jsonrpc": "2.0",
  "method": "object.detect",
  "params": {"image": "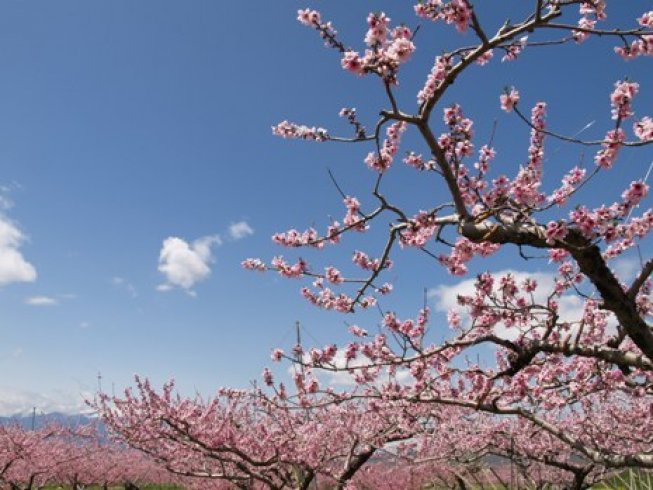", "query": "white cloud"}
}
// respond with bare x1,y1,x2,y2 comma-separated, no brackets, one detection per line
157,235,221,293
0,195,13,211
0,217,36,286
287,350,413,388
228,221,254,240
0,387,92,416
24,296,58,306
0,183,18,211
611,256,640,284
